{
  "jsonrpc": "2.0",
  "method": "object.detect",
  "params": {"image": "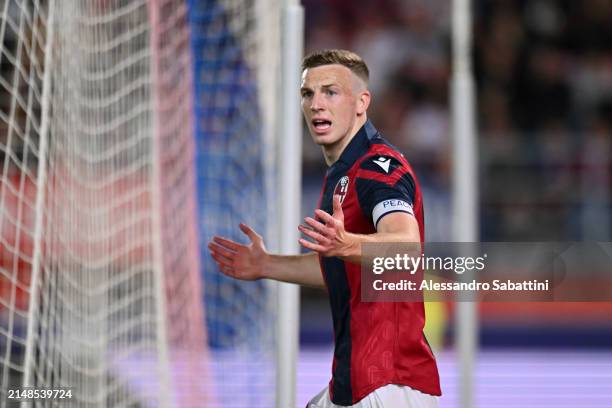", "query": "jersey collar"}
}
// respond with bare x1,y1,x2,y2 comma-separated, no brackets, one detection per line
329,120,379,172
